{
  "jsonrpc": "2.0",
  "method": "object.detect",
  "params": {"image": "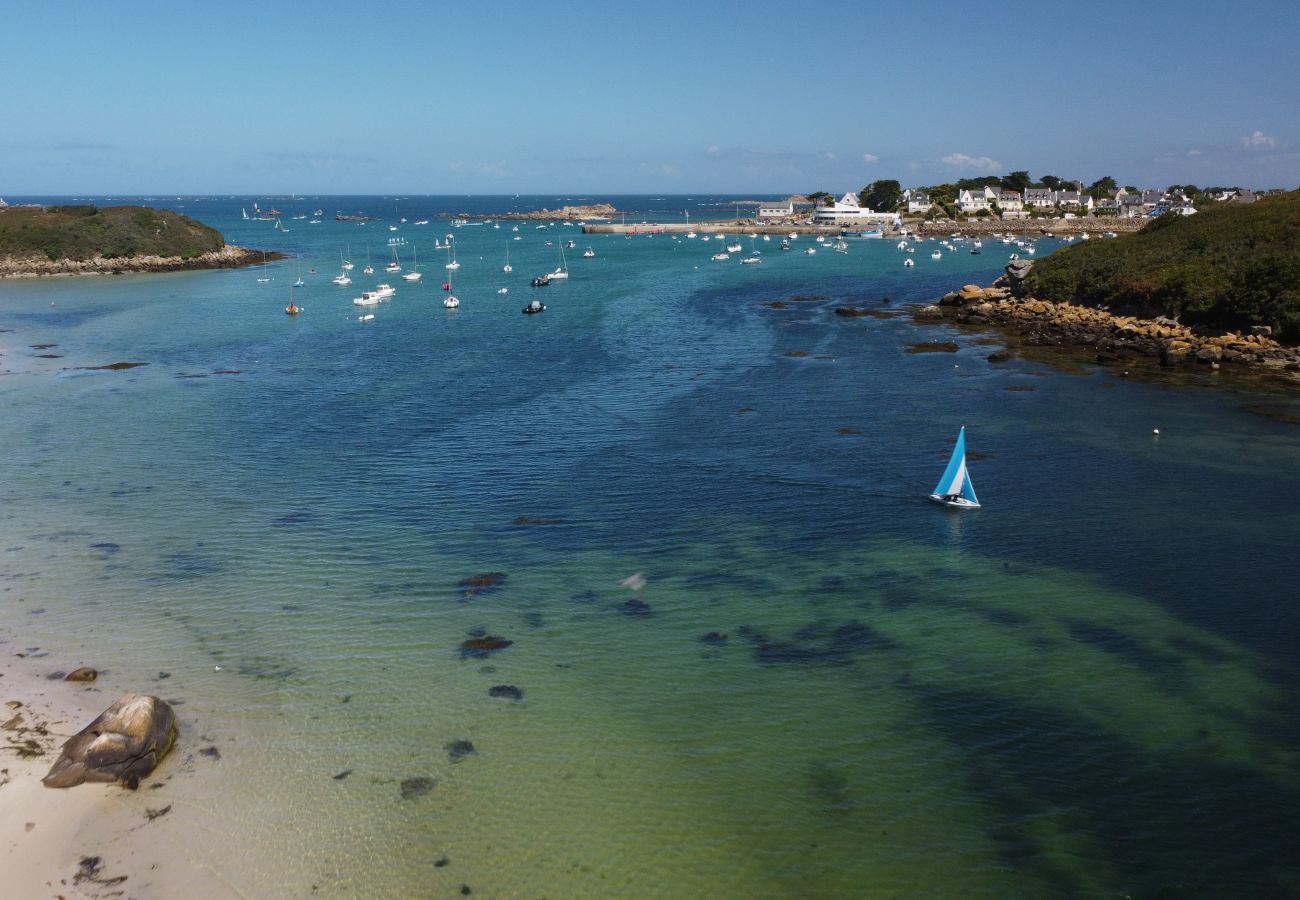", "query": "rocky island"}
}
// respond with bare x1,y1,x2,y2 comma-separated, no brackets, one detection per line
0,204,277,277
463,202,618,221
